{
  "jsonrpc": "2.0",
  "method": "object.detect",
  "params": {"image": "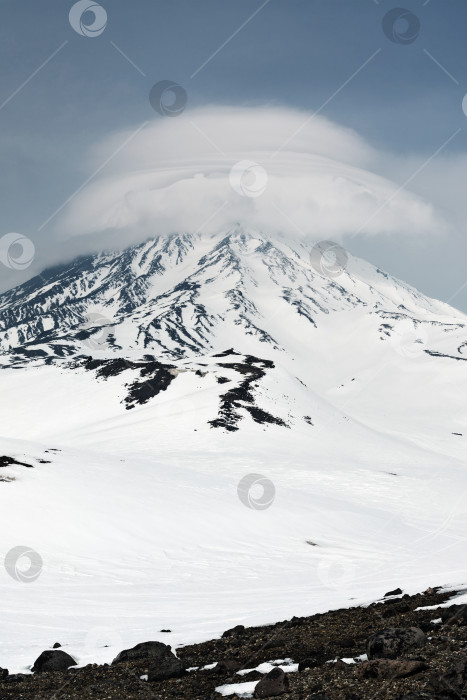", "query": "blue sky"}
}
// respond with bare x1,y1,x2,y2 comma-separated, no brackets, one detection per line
2,0,467,309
